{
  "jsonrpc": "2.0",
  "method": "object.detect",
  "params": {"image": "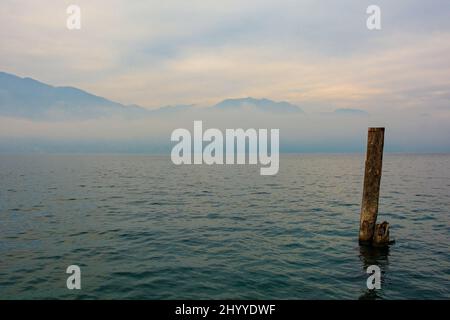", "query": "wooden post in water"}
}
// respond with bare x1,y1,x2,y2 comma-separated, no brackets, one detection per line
359,127,385,245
